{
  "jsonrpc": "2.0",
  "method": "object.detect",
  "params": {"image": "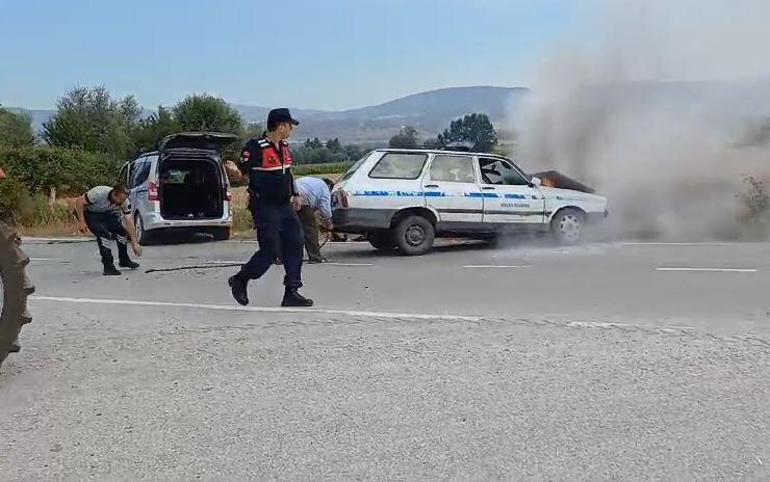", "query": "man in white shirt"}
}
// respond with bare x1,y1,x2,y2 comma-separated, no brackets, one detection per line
295,177,334,263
